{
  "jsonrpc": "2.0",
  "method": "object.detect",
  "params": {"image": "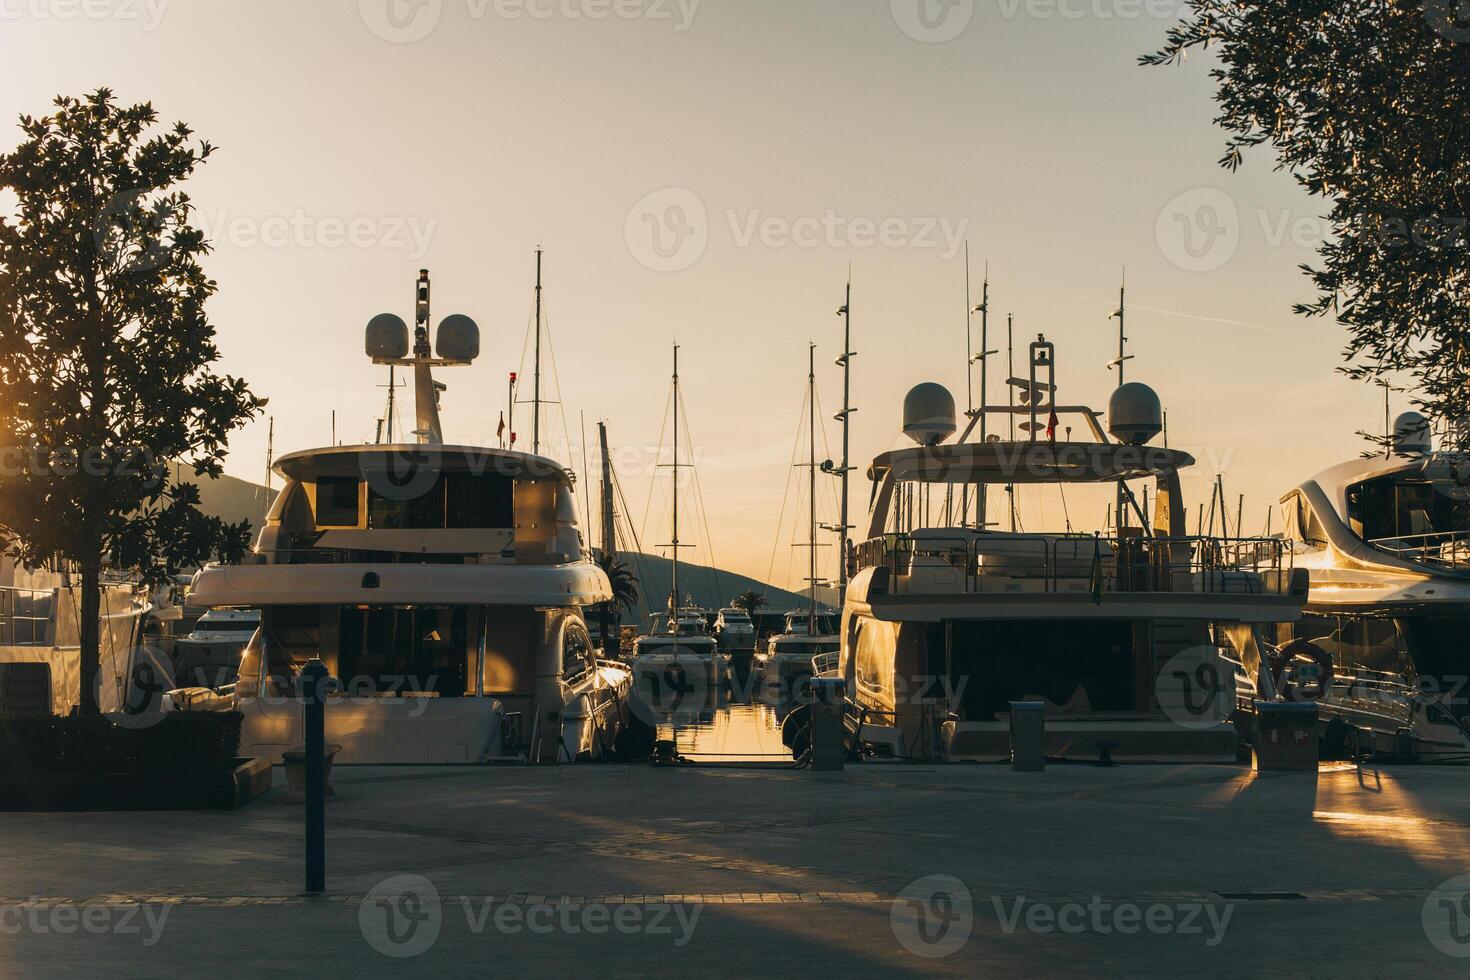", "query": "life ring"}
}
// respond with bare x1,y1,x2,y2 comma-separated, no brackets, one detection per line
1271,638,1335,703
